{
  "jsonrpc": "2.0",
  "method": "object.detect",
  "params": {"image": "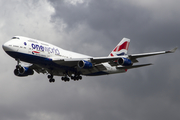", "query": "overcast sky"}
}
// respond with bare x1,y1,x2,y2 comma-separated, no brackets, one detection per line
0,0,180,120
